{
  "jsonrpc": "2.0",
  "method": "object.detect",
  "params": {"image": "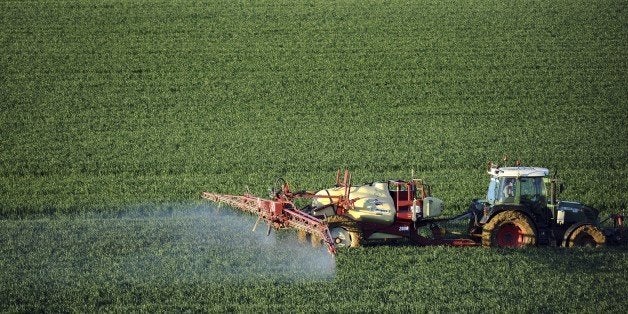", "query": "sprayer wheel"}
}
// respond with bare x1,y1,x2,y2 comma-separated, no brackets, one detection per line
330,227,353,248
565,224,606,247
324,216,362,248
349,231,361,247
